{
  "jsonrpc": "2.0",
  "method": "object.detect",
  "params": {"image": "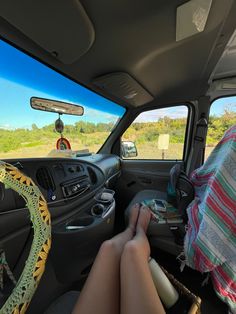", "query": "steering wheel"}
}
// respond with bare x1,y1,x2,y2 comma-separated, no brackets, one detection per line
0,161,51,314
